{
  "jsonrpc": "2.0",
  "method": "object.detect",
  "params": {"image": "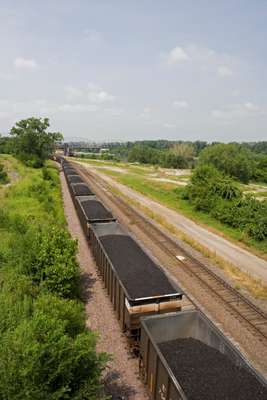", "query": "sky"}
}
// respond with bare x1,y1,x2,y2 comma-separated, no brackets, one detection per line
0,0,266,142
